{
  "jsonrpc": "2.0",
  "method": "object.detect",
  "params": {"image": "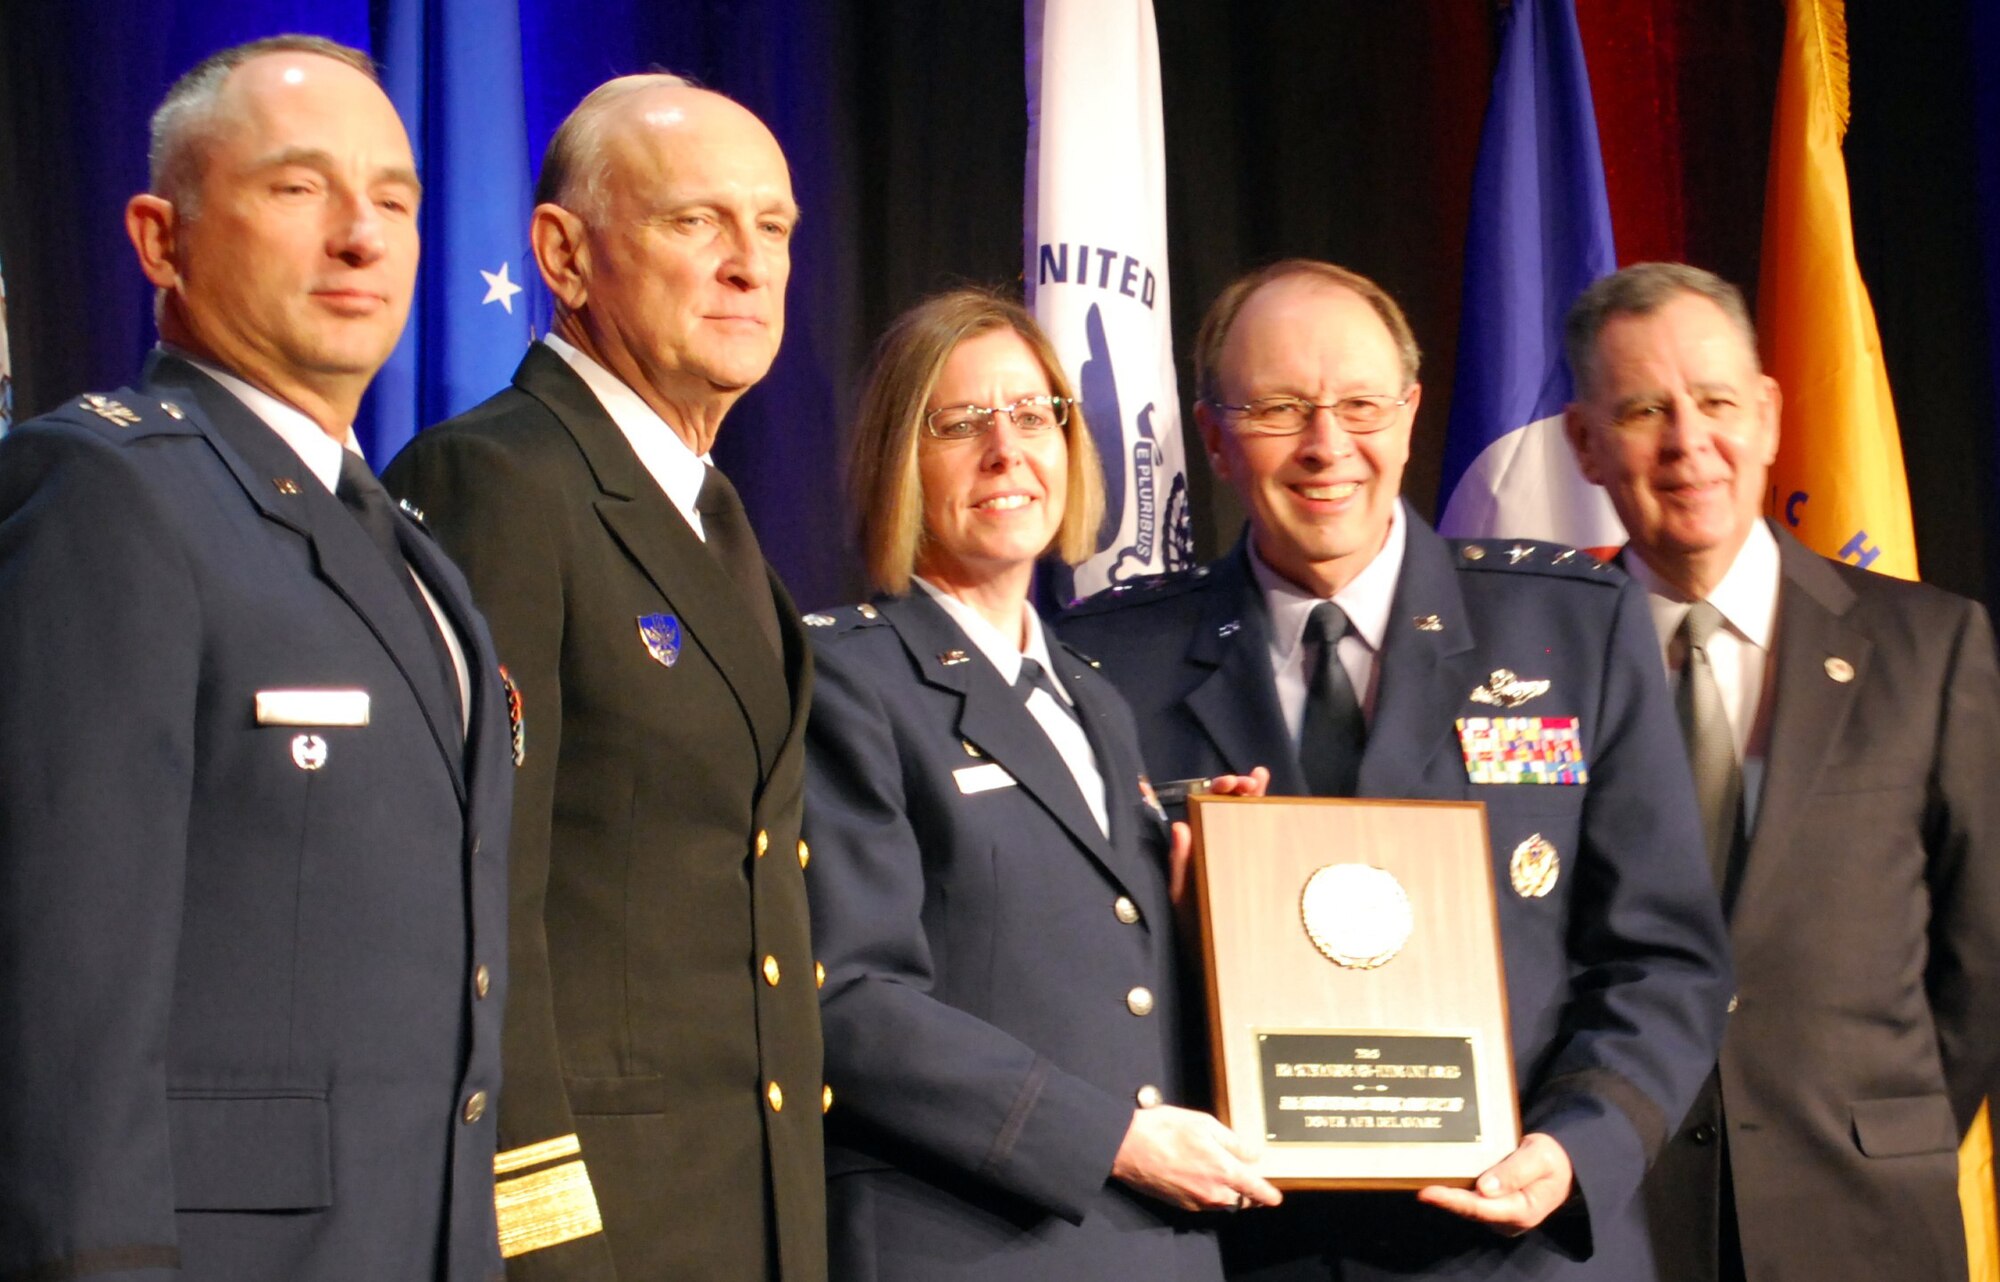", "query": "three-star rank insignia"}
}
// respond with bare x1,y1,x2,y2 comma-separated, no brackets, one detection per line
499,665,526,767
1510,833,1560,898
